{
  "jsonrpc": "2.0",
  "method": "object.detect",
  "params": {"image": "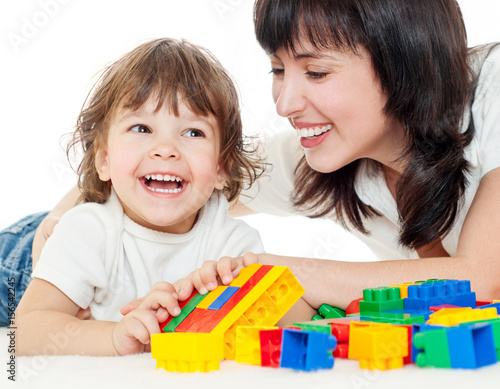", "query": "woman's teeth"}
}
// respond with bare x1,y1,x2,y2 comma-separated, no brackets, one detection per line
296,124,333,138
